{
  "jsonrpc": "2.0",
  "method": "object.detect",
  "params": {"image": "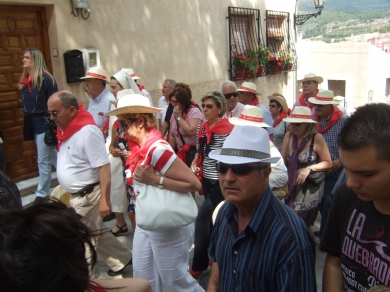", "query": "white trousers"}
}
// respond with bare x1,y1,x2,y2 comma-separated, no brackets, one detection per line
133,223,204,292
